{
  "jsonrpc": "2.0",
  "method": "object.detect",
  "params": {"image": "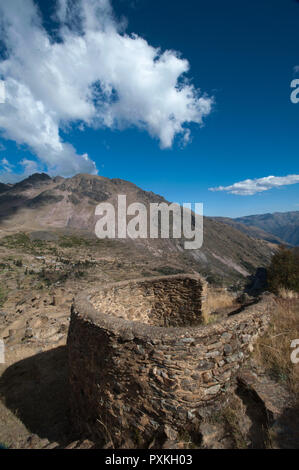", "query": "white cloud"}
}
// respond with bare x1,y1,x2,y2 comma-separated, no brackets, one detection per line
1,157,14,173
209,175,299,196
0,156,40,182
20,159,40,176
294,65,299,74
0,0,212,181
